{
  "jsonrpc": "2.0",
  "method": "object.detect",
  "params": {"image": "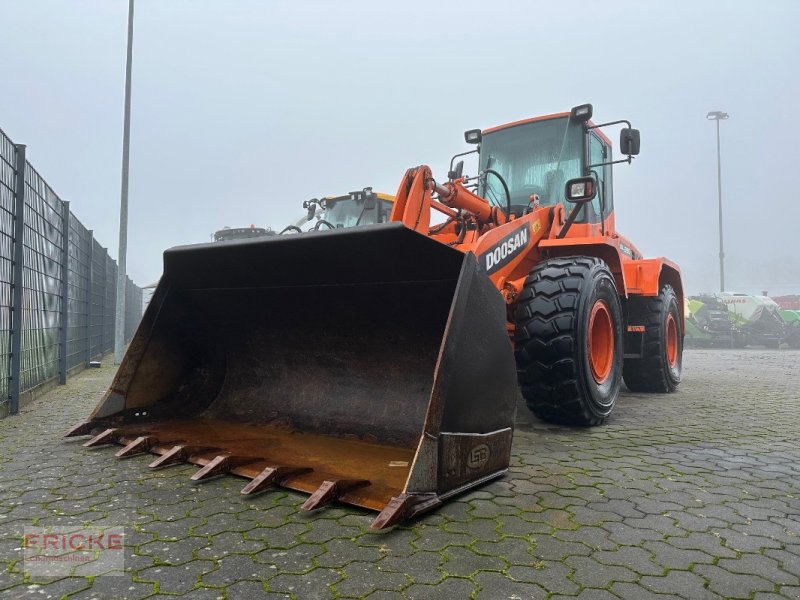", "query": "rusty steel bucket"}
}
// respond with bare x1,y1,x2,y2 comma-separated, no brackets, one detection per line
66,223,517,528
